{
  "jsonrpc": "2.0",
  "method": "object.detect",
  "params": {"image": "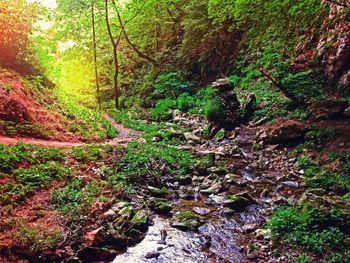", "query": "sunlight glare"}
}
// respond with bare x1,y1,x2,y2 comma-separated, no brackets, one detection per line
27,0,57,9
